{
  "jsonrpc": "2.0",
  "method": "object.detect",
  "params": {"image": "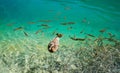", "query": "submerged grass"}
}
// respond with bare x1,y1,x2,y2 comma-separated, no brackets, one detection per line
0,34,120,73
